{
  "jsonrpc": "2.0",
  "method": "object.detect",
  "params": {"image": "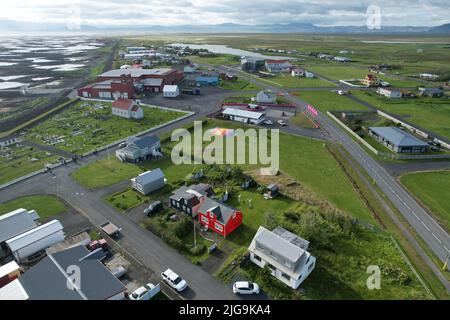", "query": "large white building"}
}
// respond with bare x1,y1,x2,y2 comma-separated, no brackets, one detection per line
265,60,293,73
6,220,65,263
377,87,403,99
111,99,144,120
222,108,265,125
248,226,316,289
